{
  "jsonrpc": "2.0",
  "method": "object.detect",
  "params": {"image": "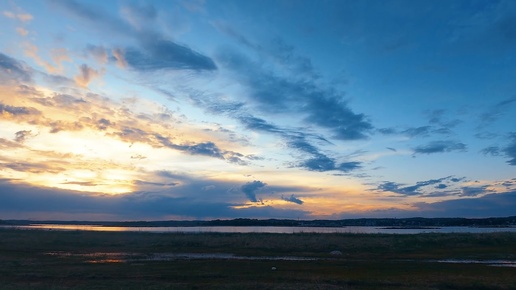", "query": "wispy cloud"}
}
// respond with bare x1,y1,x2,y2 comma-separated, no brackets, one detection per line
504,133,516,165
124,40,217,71
51,0,216,72
376,176,463,196
413,141,467,154
217,49,373,140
